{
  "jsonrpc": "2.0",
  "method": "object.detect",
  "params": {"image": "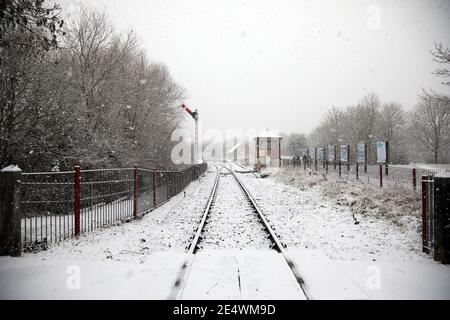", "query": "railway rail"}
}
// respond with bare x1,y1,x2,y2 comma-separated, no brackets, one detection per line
168,162,310,300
